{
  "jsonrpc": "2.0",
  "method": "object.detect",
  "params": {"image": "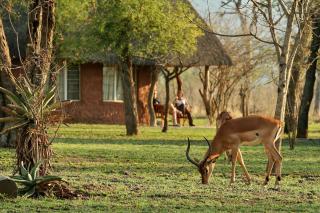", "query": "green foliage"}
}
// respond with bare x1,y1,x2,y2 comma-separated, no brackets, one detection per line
56,0,203,62
9,161,61,197
0,78,58,134
55,0,100,61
